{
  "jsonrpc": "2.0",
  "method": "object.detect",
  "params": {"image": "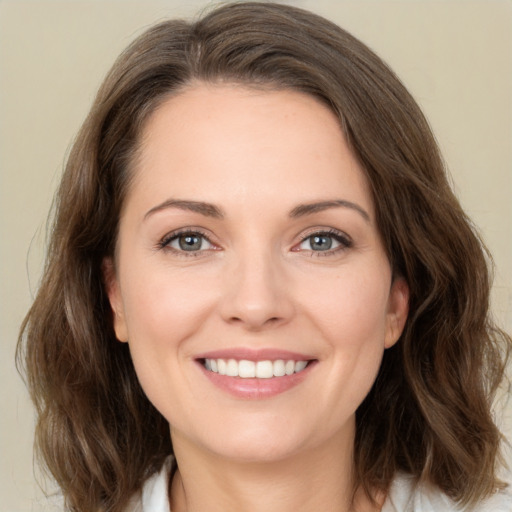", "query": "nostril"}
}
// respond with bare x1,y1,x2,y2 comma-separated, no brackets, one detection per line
228,315,285,330
219,282,295,329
